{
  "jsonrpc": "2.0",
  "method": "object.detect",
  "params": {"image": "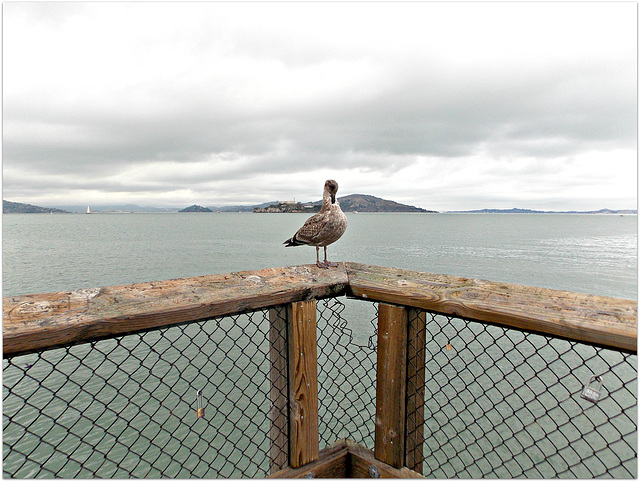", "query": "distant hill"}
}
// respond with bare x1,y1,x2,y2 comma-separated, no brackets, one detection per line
51,204,179,213
179,204,213,213
332,194,435,213
3,200,69,214
11,198,632,215
209,201,277,213
254,194,435,213
253,201,318,214
577,209,637,215
449,208,638,214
